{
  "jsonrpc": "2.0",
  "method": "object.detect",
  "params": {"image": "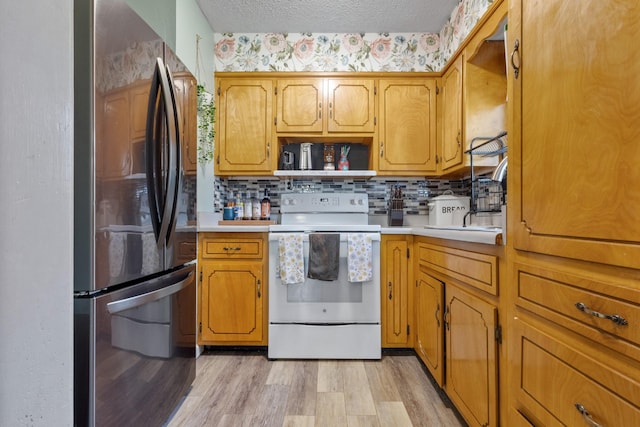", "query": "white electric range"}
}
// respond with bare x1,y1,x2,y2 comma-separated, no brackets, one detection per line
268,192,381,359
